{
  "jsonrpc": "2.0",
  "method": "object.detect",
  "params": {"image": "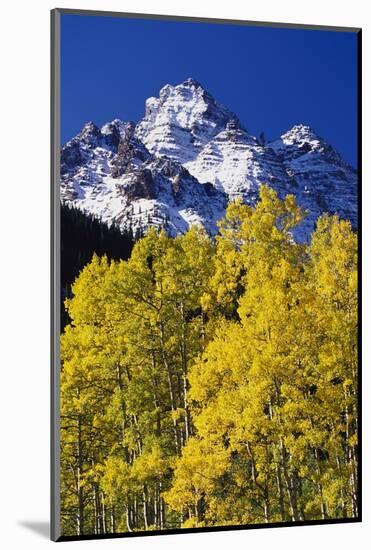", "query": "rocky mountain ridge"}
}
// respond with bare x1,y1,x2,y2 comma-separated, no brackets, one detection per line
60,77,357,240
